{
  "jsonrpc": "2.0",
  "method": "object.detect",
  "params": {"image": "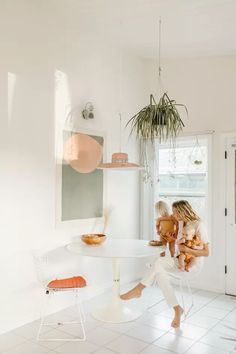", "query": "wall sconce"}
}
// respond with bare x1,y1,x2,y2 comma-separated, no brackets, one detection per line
82,102,94,120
